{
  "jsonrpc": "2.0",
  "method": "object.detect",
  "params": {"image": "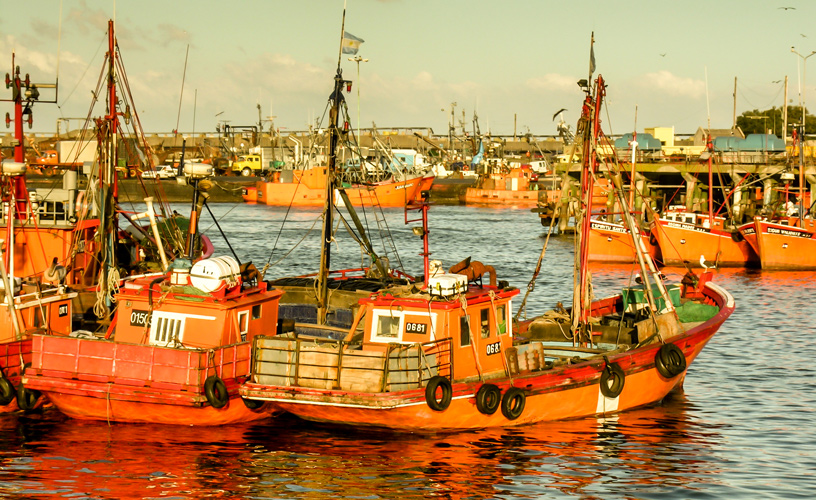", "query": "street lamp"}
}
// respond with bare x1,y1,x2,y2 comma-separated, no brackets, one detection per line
791,46,816,136
347,55,369,143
